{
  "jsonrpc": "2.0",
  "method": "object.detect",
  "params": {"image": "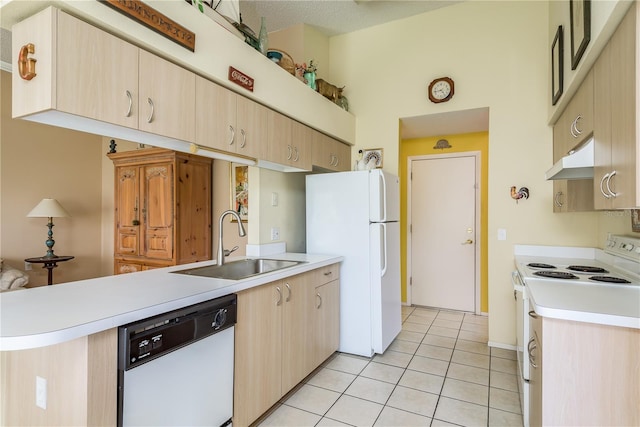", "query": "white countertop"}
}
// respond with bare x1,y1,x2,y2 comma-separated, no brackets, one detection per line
0,253,343,351
514,245,640,329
